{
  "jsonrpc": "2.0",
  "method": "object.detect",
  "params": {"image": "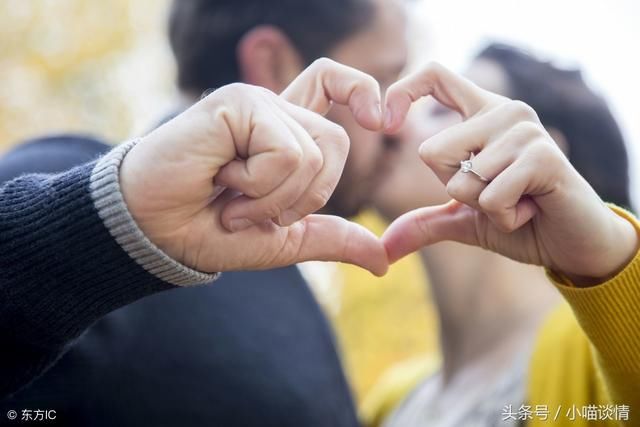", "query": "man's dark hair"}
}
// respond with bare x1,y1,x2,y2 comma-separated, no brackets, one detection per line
476,43,632,210
169,0,375,94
